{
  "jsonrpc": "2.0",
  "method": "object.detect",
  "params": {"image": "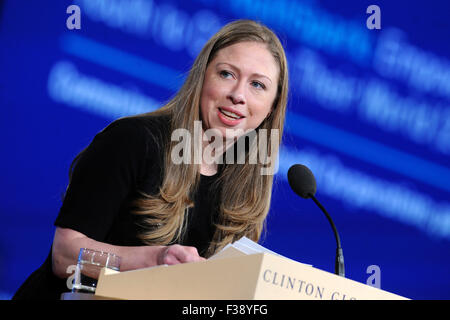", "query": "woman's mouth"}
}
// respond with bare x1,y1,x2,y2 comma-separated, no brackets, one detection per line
219,108,243,119
217,107,245,126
